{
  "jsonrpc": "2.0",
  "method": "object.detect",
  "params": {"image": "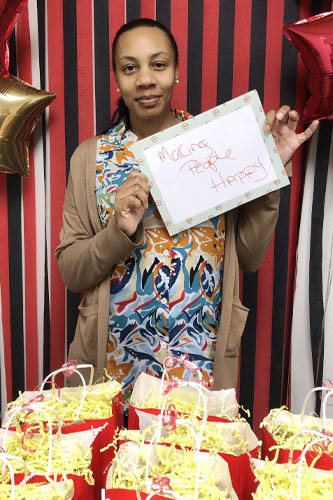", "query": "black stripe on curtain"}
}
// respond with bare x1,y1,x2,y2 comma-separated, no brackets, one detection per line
37,0,47,172
187,0,203,115
37,0,46,90
7,33,25,400
240,272,257,427
6,179,25,393
309,120,333,414
63,0,80,352
126,0,141,22
216,0,234,104
94,0,111,134
156,0,171,28
7,174,25,400
269,0,299,410
248,0,267,102
239,0,268,425
63,0,79,180
312,0,326,16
